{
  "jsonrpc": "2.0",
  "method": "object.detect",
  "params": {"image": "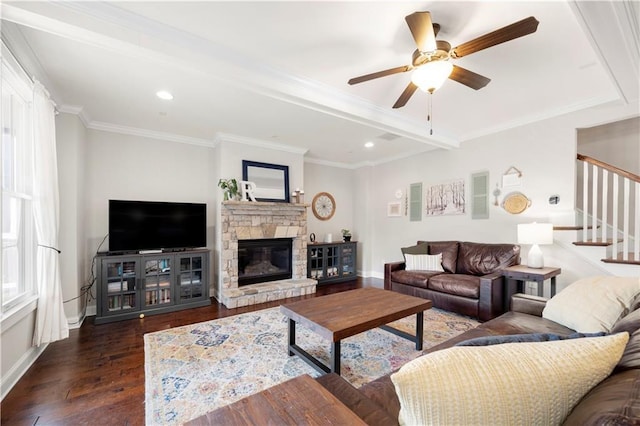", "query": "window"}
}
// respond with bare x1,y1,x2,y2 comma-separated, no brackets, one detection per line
1,46,35,312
